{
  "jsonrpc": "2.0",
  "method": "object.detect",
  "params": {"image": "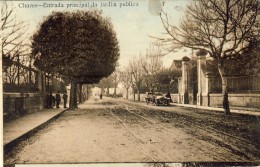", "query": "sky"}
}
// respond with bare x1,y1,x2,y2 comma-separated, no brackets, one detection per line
10,0,190,69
